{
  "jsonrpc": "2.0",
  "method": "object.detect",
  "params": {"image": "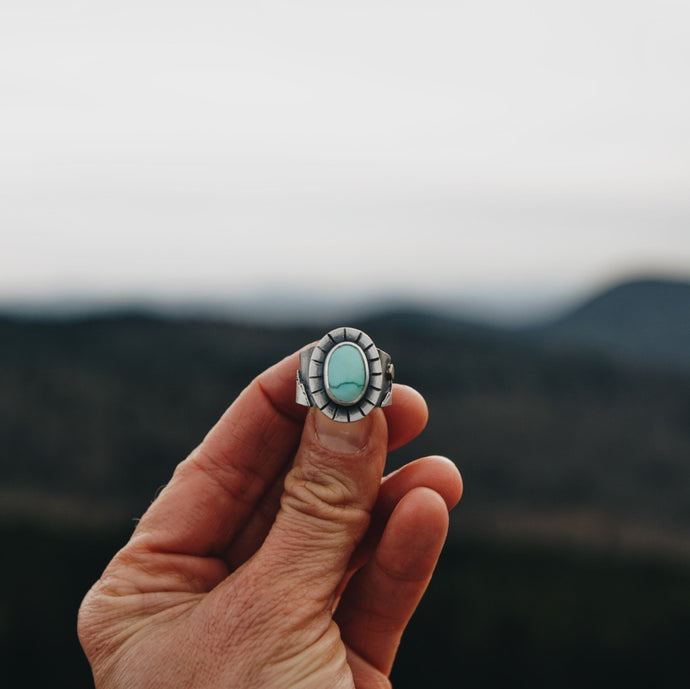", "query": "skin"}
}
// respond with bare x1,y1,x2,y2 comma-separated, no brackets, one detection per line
78,348,463,689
